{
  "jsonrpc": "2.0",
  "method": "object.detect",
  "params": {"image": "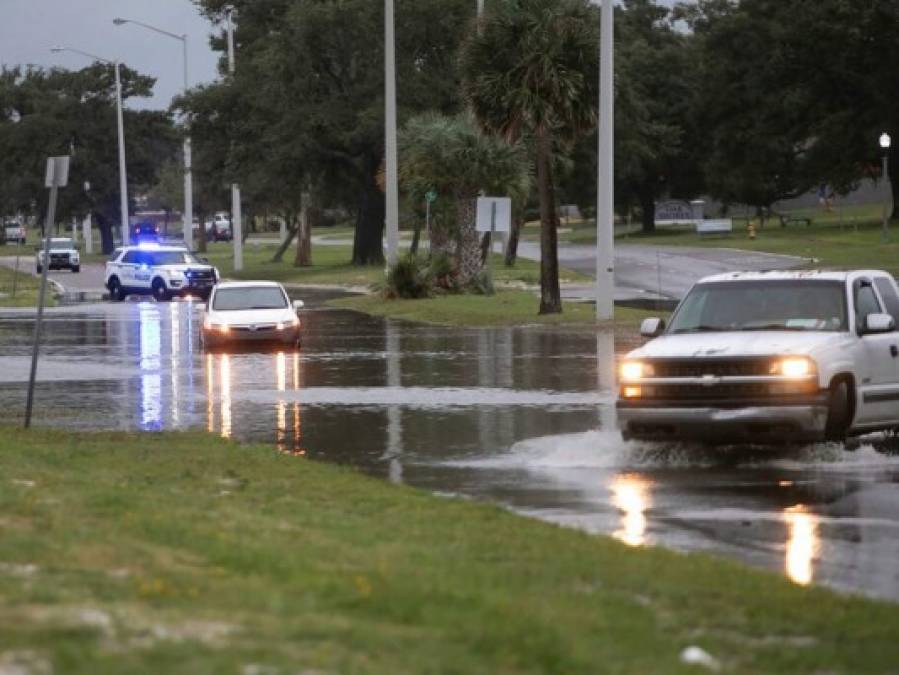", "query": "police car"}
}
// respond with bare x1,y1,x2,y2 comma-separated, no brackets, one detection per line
105,243,219,302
